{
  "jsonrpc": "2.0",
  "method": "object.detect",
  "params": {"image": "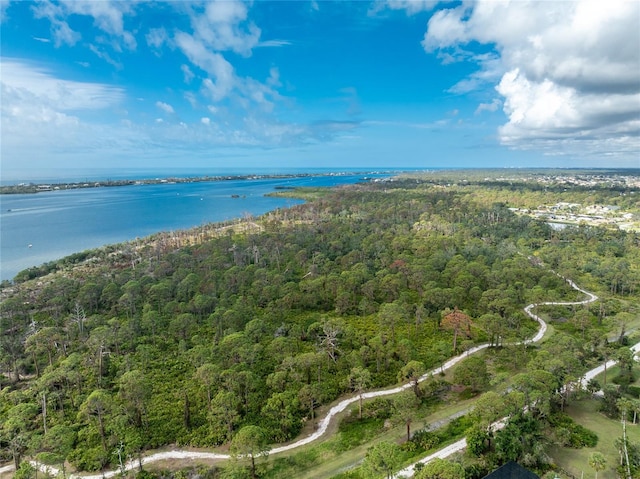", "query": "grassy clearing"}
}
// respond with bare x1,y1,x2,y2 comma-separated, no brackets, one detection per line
261,394,477,479
552,398,640,479
260,347,538,479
